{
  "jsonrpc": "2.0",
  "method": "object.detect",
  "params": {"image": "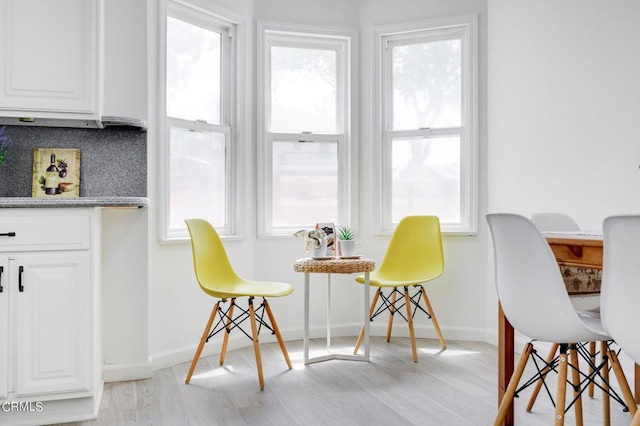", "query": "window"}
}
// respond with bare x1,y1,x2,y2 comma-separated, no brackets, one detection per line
376,16,478,234
257,24,355,237
159,1,240,240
